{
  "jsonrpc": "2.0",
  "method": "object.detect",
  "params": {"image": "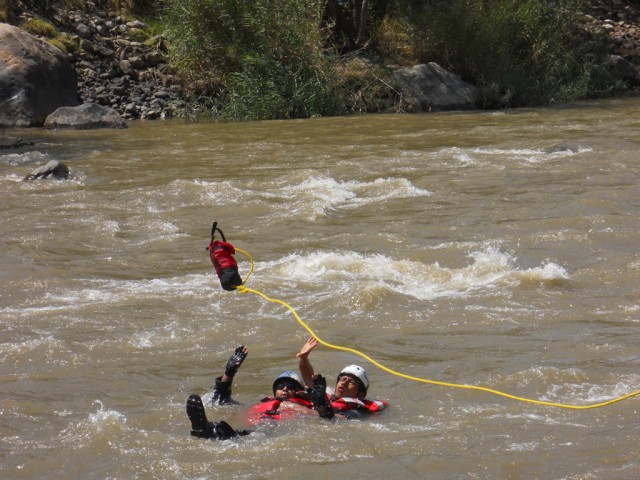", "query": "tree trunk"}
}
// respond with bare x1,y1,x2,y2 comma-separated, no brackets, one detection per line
355,0,369,47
